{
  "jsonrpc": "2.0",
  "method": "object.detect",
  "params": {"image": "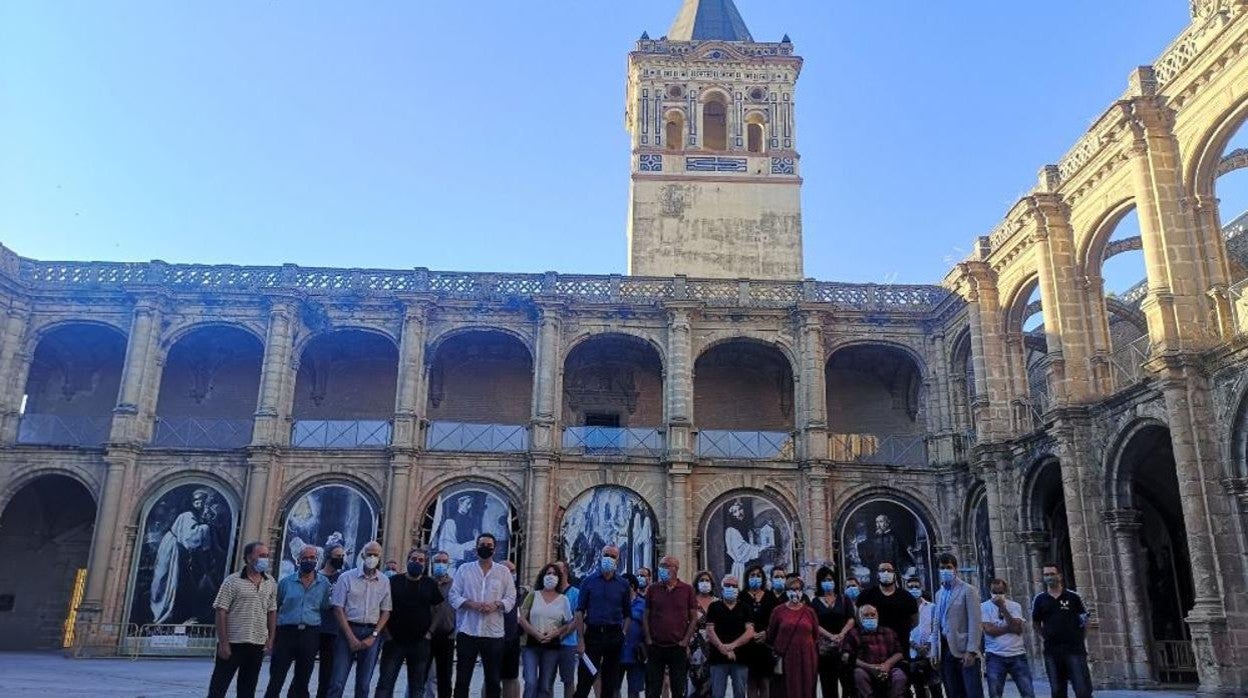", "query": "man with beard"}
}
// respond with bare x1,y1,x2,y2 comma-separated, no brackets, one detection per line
150,487,227,624
862,515,911,581
860,561,919,695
